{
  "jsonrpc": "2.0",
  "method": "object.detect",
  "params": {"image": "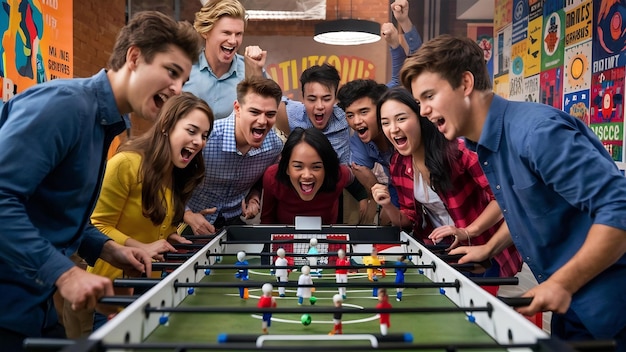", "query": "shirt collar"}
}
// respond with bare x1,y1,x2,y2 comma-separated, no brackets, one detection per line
199,50,240,79
93,69,129,128
476,94,506,153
